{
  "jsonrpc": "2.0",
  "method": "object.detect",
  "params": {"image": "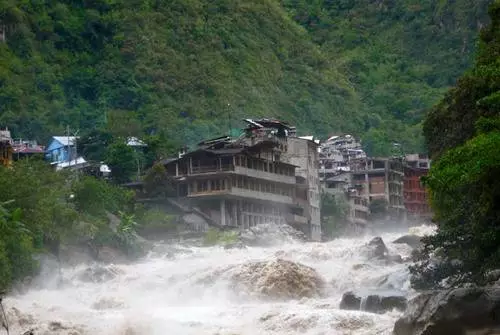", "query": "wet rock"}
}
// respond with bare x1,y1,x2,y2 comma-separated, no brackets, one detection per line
7,307,36,328
76,265,123,283
352,263,370,271
230,259,325,300
362,237,388,259
393,235,422,249
364,294,407,313
386,254,403,264
485,269,500,286
393,287,500,335
59,245,94,266
92,297,125,310
339,290,407,314
237,223,306,246
96,246,128,264
339,291,361,310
